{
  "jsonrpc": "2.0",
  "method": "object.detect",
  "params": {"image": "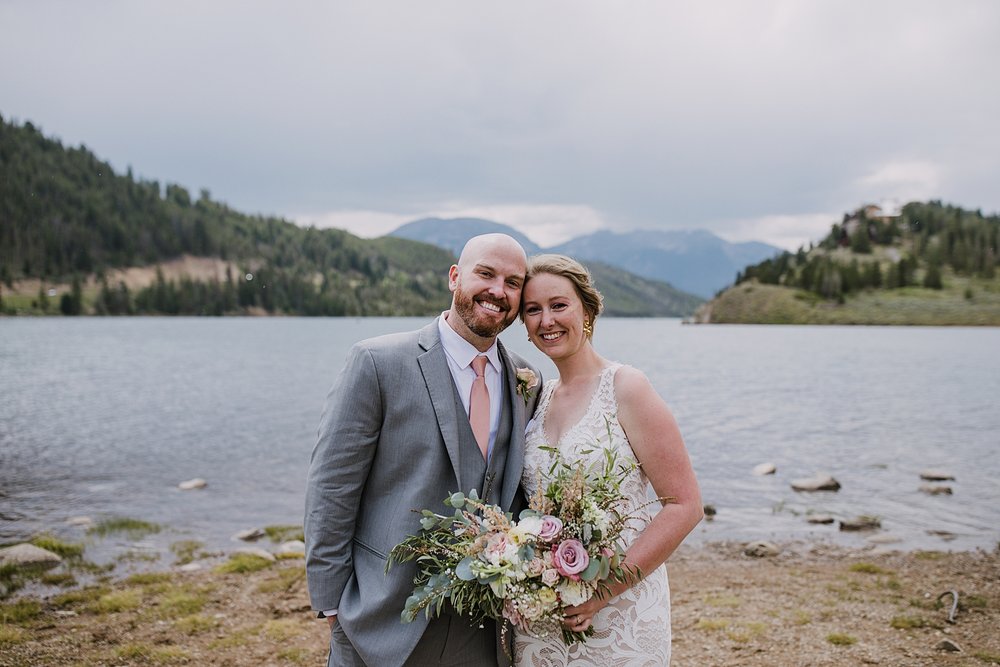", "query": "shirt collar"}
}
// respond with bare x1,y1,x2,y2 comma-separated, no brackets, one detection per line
438,312,501,373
